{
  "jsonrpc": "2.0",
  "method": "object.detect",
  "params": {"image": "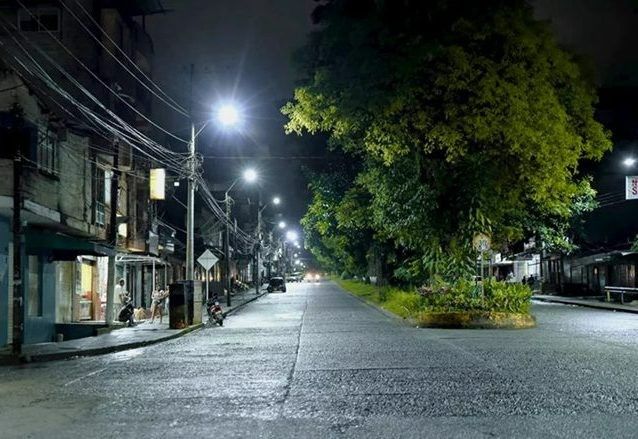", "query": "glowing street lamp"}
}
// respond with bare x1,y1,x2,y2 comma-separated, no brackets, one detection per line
223,167,258,307
278,221,286,229
243,168,258,183
217,104,240,127
623,157,636,167
187,100,243,284
286,230,298,242
273,196,281,205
